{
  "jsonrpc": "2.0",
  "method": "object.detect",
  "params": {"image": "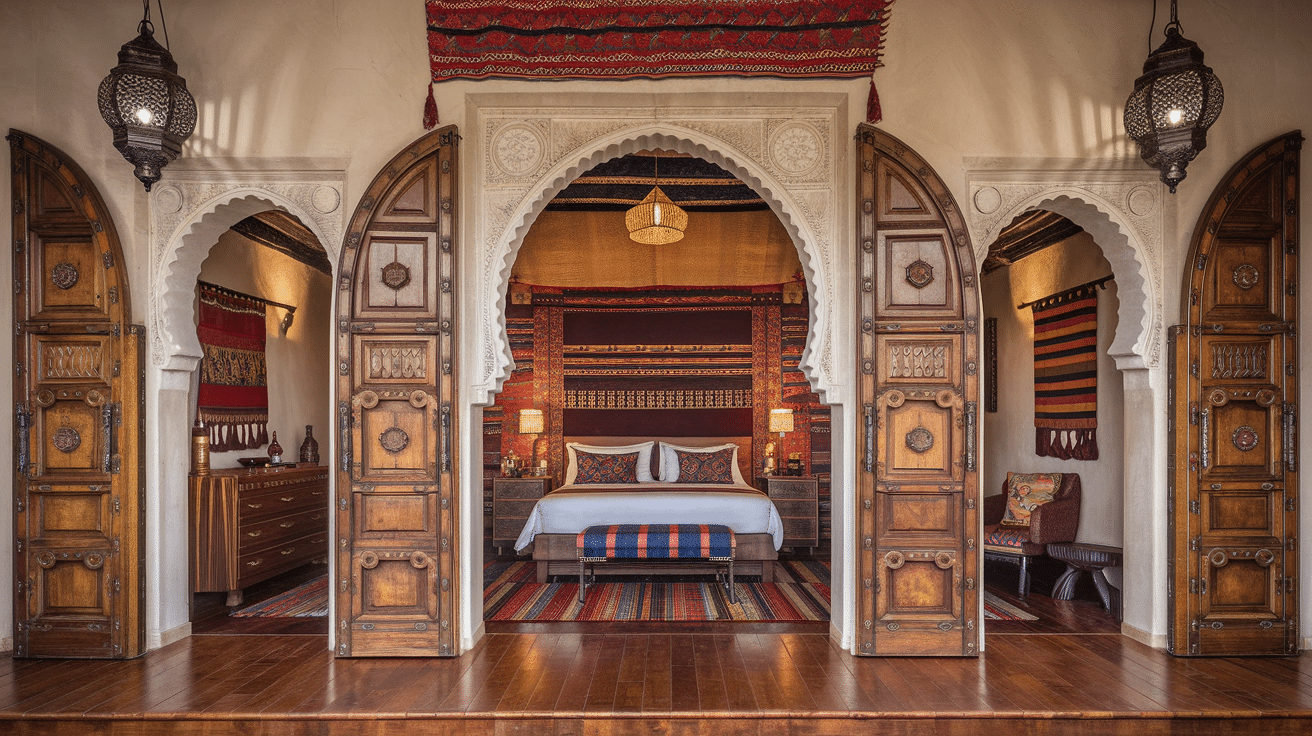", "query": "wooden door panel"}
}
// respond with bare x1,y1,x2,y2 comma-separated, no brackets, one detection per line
11,131,144,659
1168,131,1300,656
857,125,979,657
337,127,458,657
